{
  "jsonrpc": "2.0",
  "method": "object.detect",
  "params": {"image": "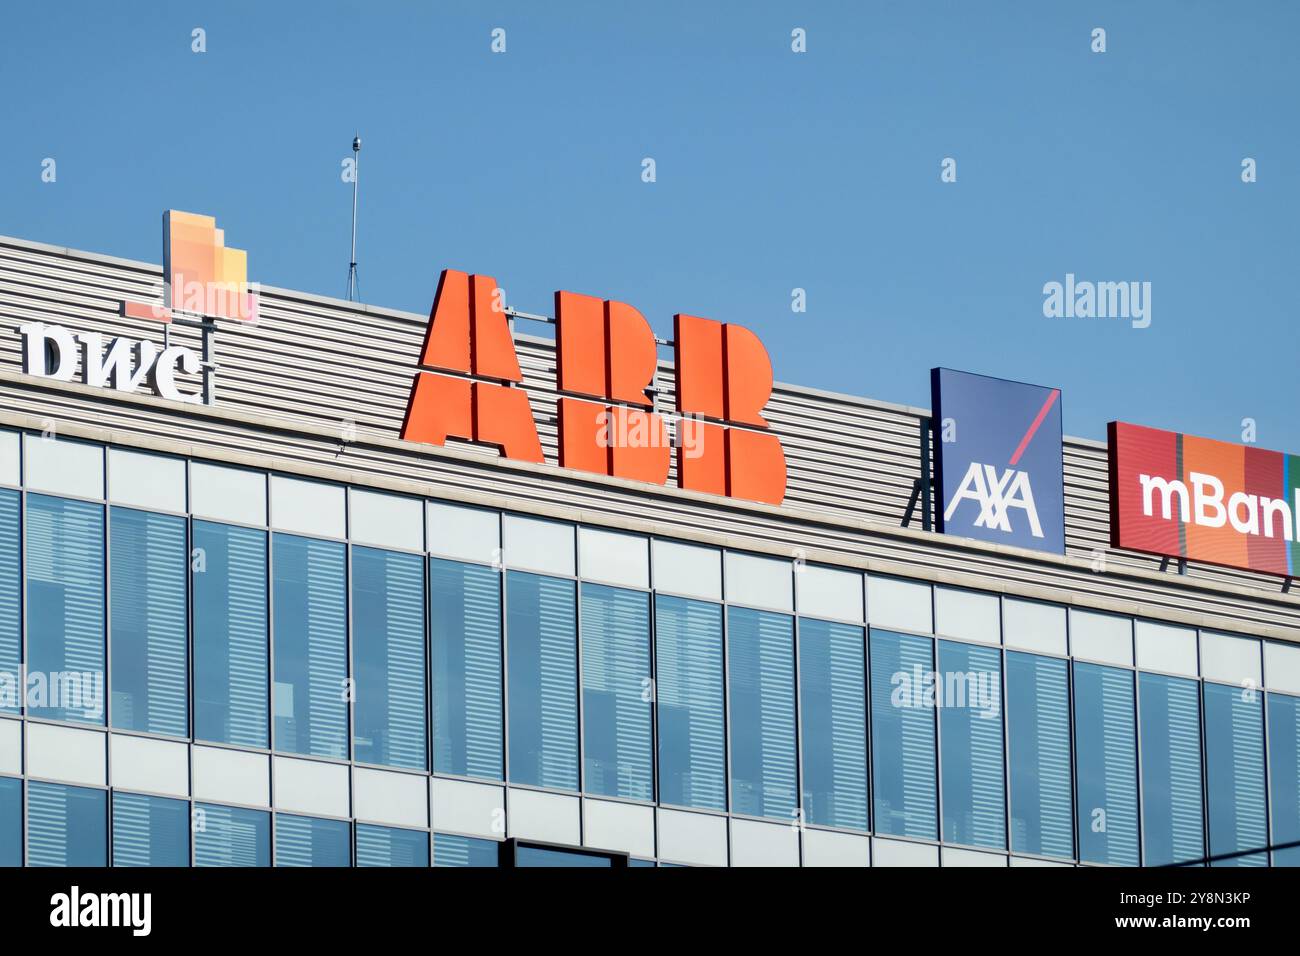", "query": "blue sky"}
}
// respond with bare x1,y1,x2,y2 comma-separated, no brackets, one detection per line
3,1,1297,447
